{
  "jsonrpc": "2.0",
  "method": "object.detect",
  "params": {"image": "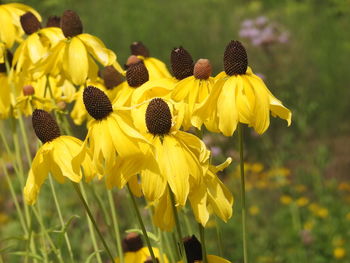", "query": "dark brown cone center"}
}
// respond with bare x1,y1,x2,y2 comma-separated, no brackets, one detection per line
20,12,41,35
144,257,159,263
102,66,125,89
171,46,194,80
130,41,150,57
145,98,172,136
194,59,212,80
183,235,203,263
122,233,143,252
61,10,83,38
32,109,61,144
46,16,61,28
83,86,113,120
223,40,248,76
126,61,149,87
